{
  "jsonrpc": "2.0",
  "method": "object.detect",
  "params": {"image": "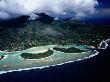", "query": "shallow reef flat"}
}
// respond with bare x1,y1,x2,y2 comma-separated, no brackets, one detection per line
0,44,97,73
